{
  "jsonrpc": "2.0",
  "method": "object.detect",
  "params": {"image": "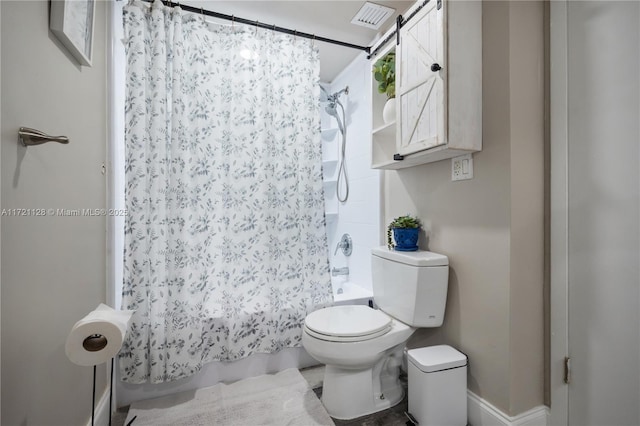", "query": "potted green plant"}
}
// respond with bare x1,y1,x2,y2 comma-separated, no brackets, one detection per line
387,214,422,251
373,51,396,124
